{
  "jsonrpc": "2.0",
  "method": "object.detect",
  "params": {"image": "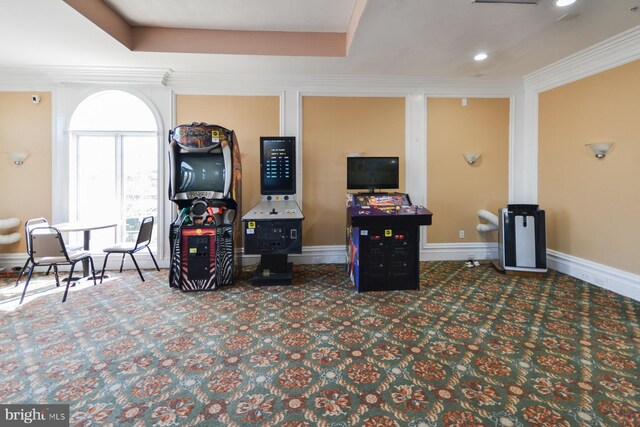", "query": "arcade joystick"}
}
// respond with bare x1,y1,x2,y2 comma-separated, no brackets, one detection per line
269,208,277,215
